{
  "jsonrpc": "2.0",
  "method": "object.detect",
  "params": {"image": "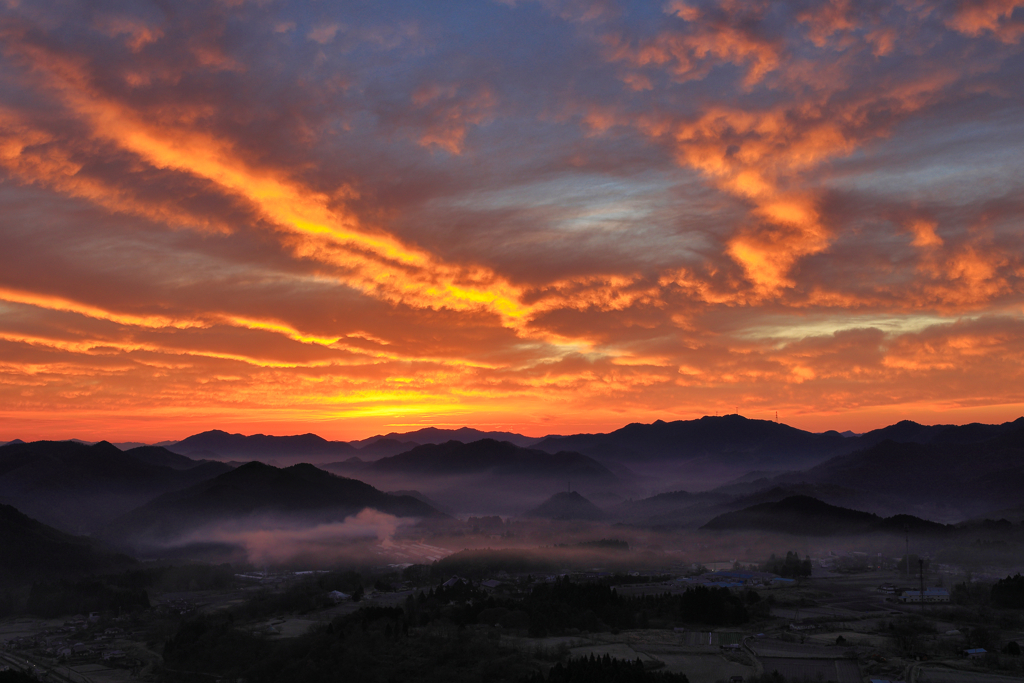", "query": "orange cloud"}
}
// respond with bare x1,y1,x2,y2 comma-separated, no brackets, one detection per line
948,0,1024,43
